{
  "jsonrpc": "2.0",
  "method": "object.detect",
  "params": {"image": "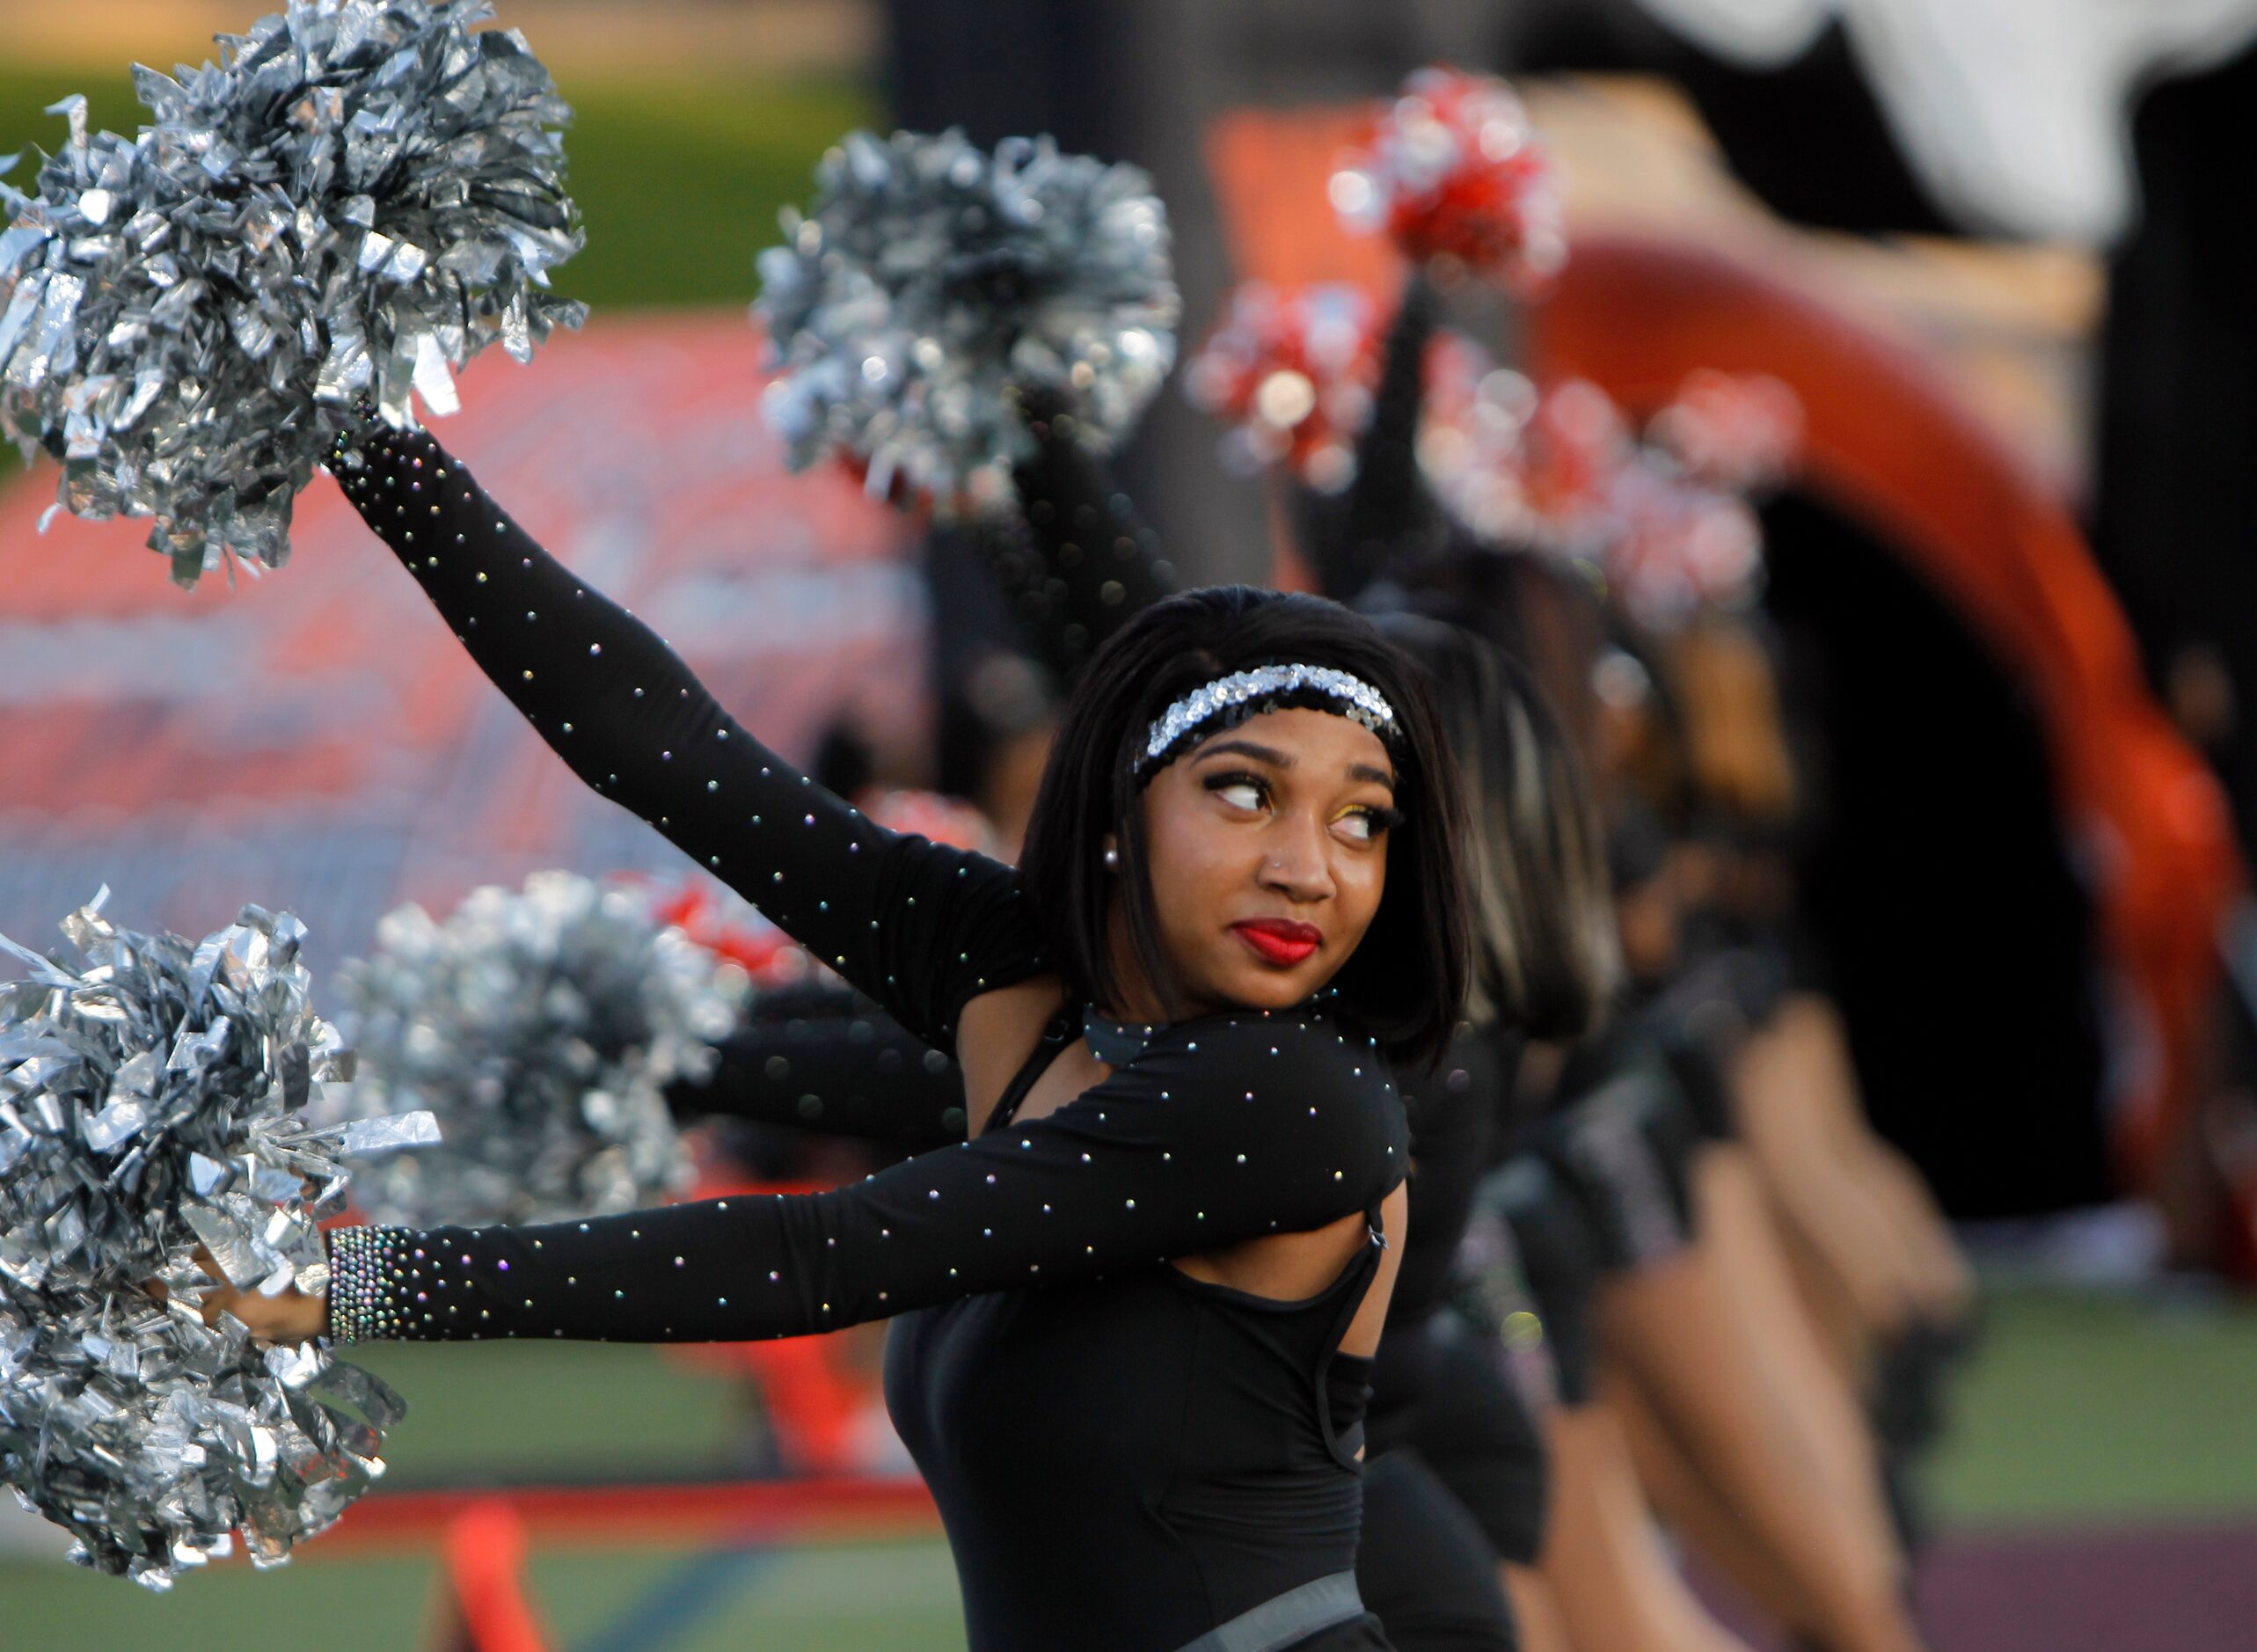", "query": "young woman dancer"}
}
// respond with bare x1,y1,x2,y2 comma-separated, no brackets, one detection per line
974,402,1620,1652
201,413,1472,1652
1574,626,1941,1652
657,387,1627,1648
